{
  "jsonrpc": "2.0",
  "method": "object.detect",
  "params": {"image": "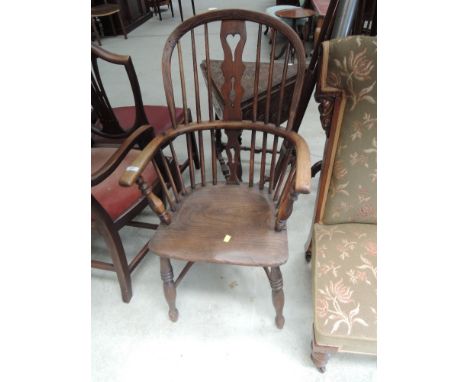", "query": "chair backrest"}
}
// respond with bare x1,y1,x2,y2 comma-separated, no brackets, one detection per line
314,36,377,225
291,0,341,132
91,44,149,140
161,8,307,130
